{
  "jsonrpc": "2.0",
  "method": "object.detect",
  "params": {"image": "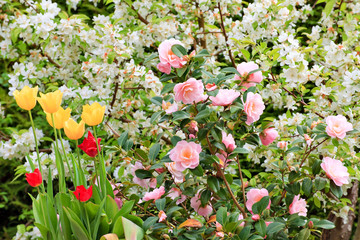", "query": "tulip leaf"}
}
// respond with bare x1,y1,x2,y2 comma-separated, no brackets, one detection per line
122,217,144,240
105,196,119,220
63,207,91,240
